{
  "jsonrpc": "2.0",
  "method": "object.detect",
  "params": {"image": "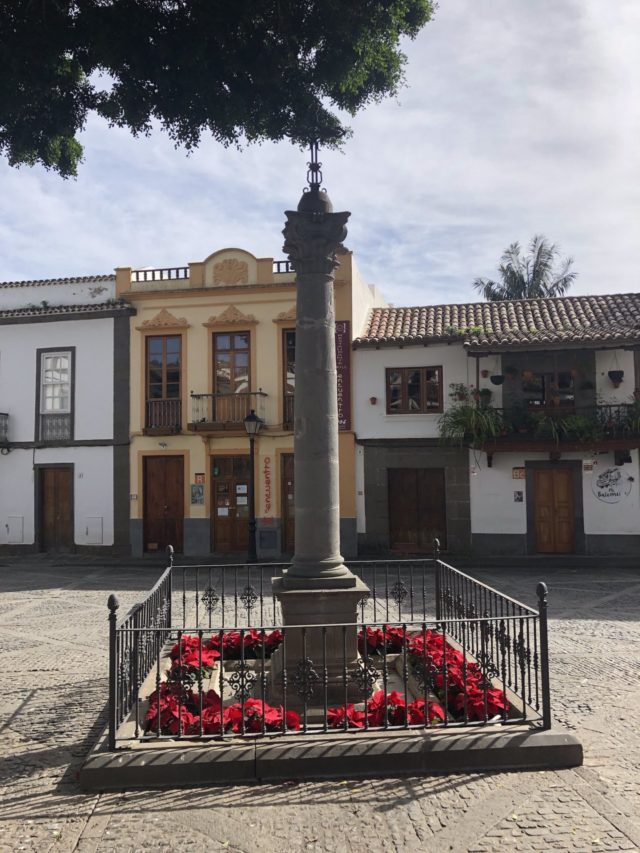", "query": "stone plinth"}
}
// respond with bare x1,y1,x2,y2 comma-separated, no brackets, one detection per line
270,576,369,708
